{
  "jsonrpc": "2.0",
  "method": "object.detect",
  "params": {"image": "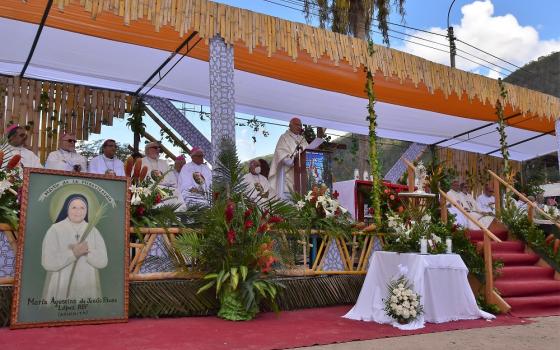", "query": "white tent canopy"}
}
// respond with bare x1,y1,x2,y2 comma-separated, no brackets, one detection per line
0,18,555,161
